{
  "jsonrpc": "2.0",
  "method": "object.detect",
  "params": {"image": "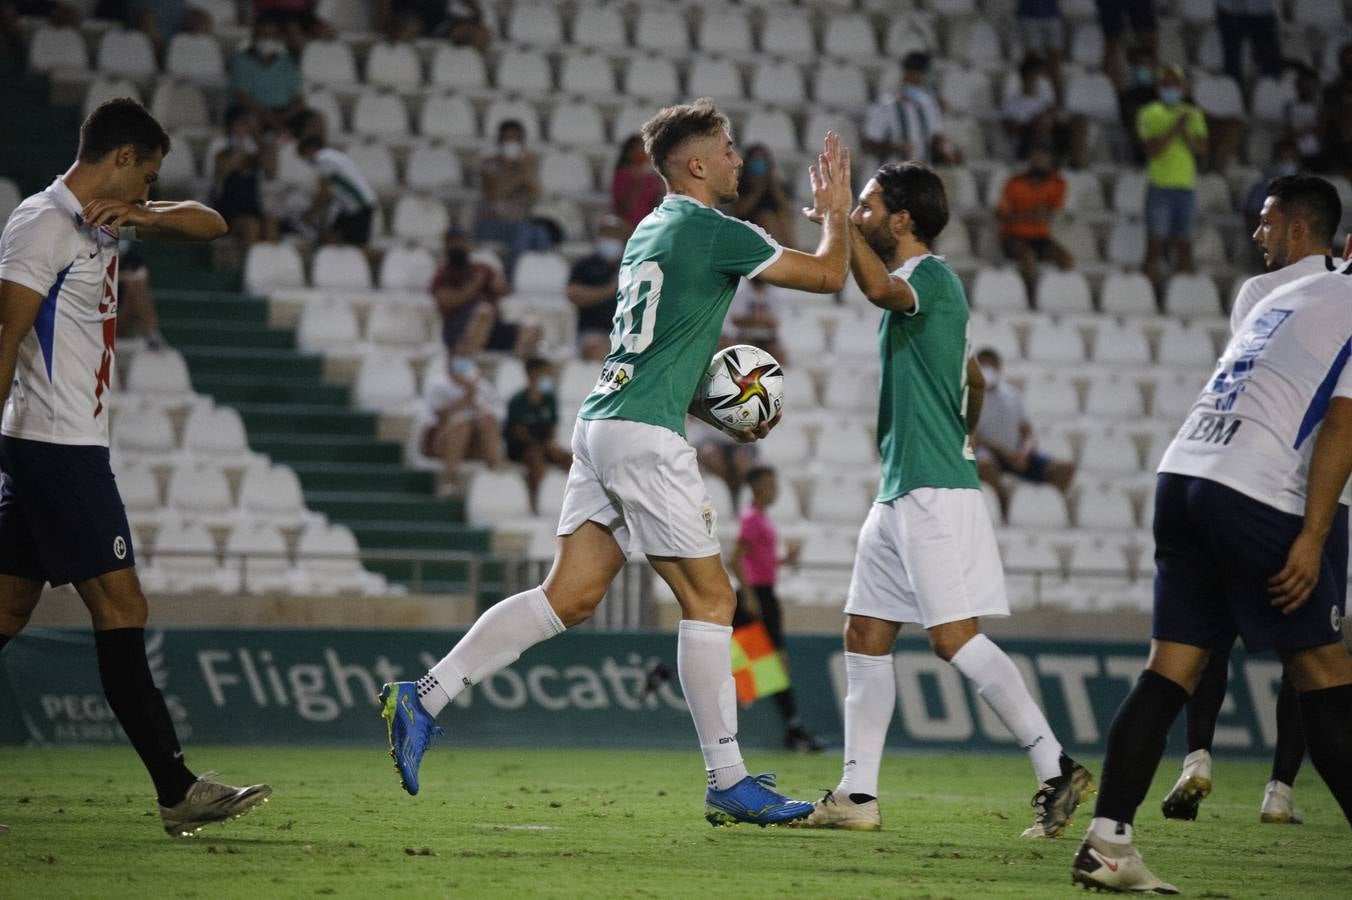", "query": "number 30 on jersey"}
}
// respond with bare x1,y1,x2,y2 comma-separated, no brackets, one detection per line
610,261,664,354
